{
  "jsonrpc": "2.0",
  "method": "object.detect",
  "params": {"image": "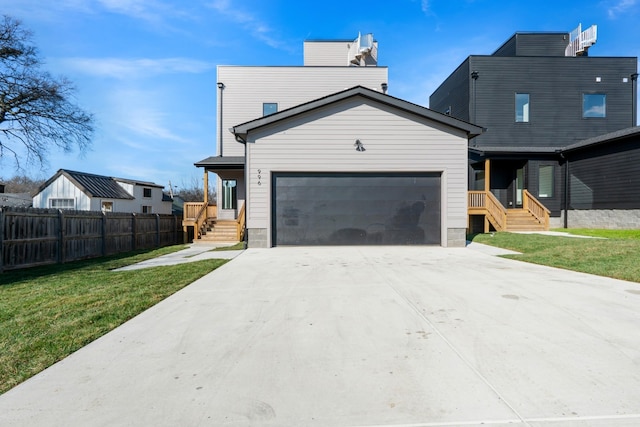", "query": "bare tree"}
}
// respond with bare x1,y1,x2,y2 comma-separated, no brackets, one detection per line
0,174,44,194
0,15,93,169
178,175,217,203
